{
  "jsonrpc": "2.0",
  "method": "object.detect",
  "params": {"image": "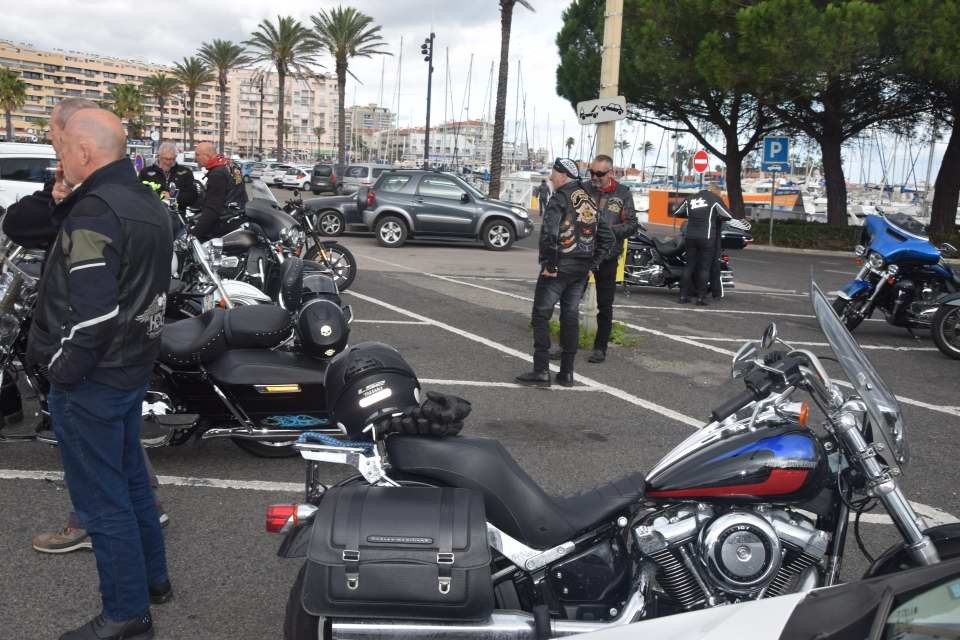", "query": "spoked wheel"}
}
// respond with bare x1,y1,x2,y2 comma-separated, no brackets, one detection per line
482,220,515,251
932,305,960,360
304,242,357,291
231,437,298,458
832,292,870,332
